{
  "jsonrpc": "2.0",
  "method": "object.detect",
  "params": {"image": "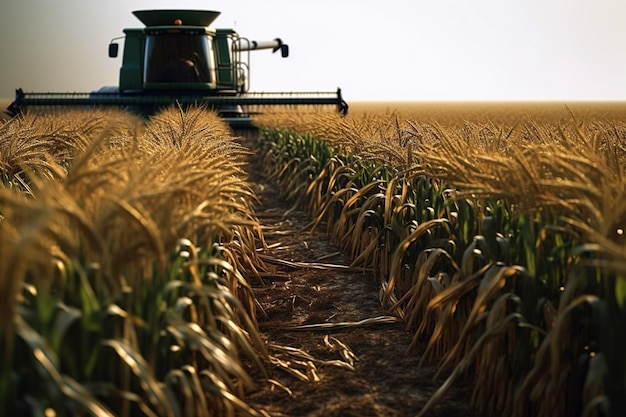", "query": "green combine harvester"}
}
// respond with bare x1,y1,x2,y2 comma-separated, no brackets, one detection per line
7,9,348,128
